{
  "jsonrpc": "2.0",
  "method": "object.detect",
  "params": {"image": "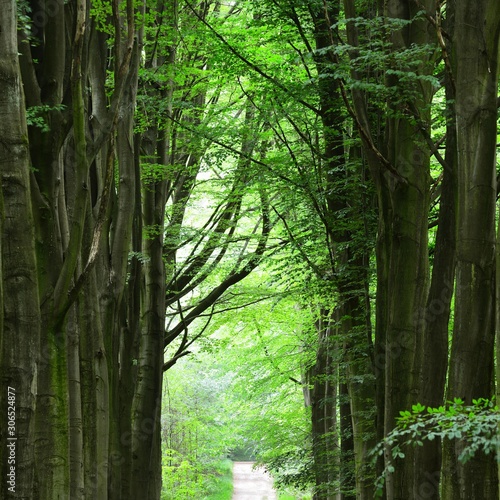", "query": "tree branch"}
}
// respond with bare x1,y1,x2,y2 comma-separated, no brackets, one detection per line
164,189,272,348
184,0,320,115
